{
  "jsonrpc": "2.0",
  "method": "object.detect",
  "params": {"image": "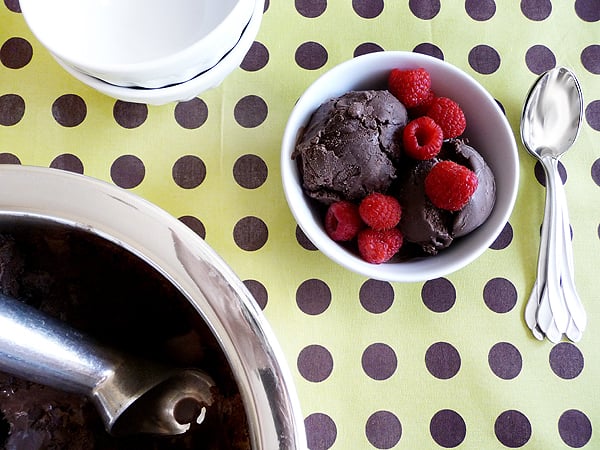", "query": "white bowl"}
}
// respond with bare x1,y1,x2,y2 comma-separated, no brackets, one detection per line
52,0,263,105
20,0,254,88
0,164,307,449
281,51,519,282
